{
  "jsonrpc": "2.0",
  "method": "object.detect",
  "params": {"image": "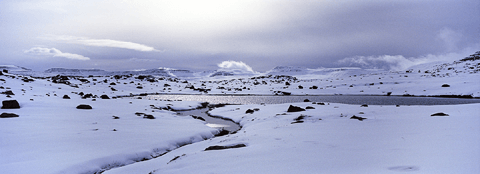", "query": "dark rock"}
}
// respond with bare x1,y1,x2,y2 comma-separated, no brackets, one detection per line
0,113,19,118
110,82,116,85
311,86,318,89
215,129,230,136
305,106,315,109
285,82,290,85
441,84,450,87
111,87,117,91
136,86,143,89
245,109,254,114
317,102,325,105
205,144,246,151
112,116,120,119
76,104,92,109
281,91,291,95
386,92,392,96
287,105,306,112
135,112,145,116
298,85,303,89
1,90,14,95
360,104,368,107
303,99,310,102
63,95,71,99
100,95,110,99
143,114,155,119
350,115,367,121
431,112,449,116
2,100,20,109
3,69,8,73
253,108,260,111
191,115,205,121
